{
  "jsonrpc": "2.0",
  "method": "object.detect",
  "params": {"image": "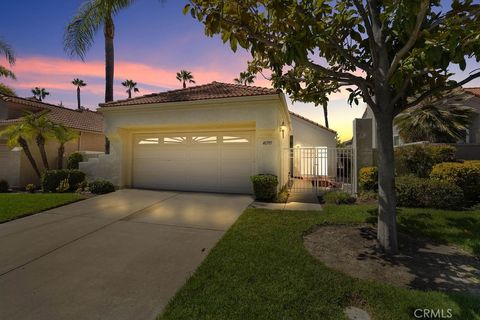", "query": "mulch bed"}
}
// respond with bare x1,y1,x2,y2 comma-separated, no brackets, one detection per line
304,224,480,296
